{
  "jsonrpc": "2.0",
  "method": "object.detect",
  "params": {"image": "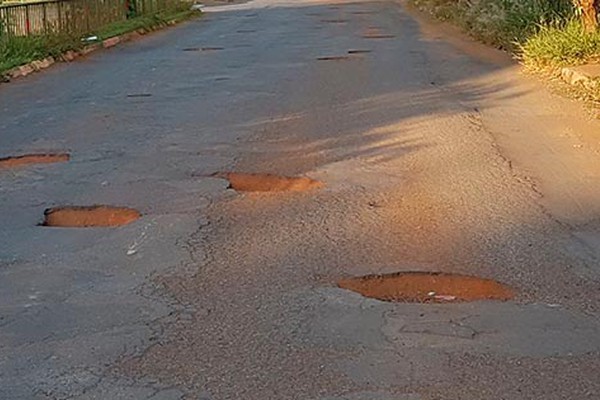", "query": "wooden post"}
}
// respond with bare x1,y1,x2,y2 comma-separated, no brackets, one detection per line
25,4,30,35
42,2,48,34
57,0,62,32
578,0,599,32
